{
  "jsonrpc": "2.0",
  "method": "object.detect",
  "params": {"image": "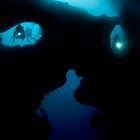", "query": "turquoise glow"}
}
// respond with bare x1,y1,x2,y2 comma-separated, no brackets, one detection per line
17,32,22,36
0,22,42,47
39,0,122,17
116,42,122,49
35,69,99,140
110,25,126,54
